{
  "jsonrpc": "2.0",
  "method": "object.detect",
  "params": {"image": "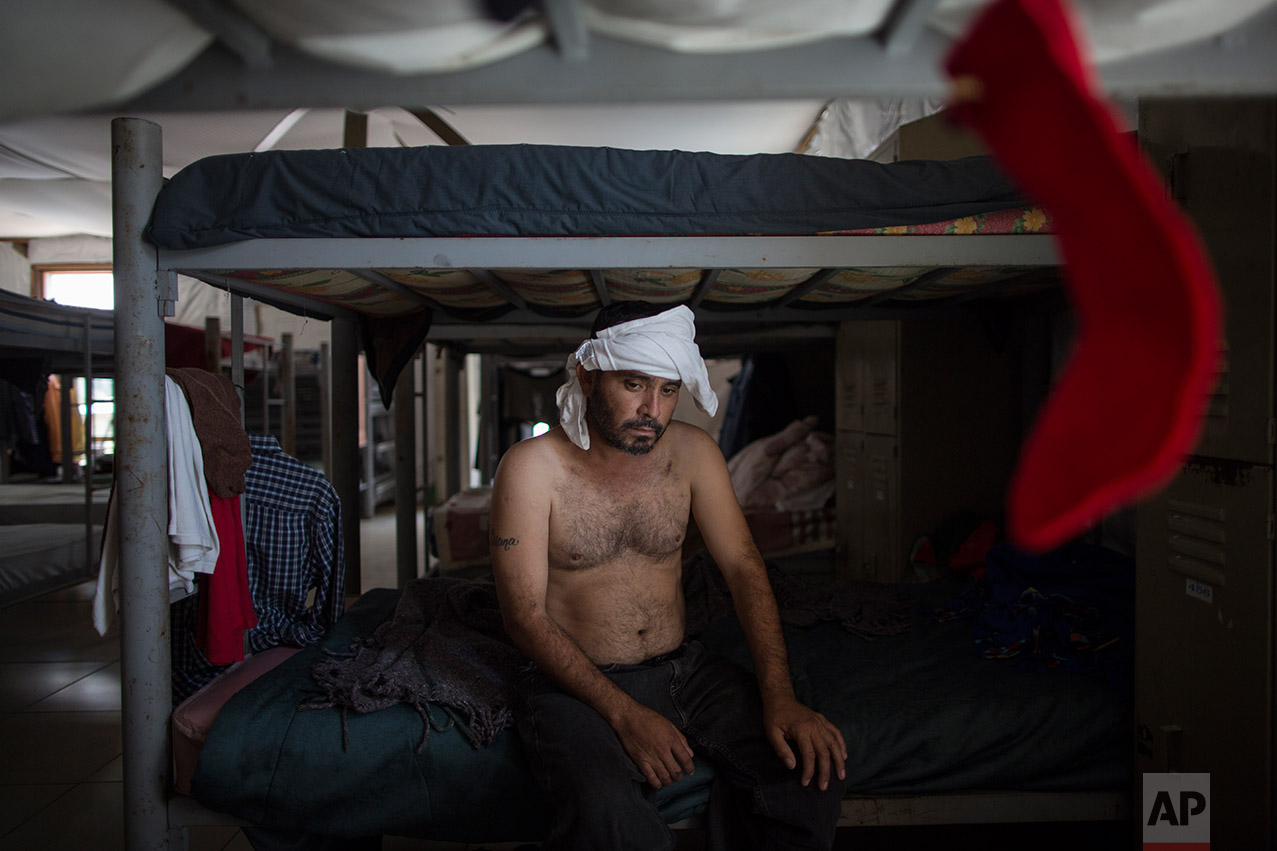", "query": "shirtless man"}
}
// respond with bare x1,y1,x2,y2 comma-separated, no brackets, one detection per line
490,302,846,850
